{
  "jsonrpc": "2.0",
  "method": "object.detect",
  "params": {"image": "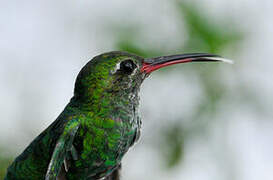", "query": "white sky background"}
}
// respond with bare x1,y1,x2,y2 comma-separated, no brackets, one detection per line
0,0,273,179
